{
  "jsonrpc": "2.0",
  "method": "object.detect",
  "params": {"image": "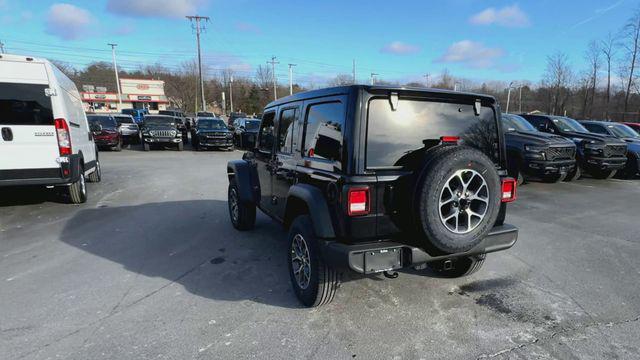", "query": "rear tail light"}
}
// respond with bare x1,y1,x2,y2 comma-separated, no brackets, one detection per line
501,178,517,203
347,187,370,216
440,136,460,144
54,118,72,156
